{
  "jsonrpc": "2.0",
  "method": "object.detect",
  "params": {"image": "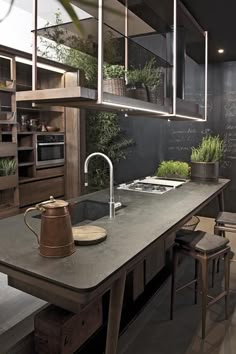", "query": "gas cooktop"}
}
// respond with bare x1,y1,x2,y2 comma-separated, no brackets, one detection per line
117,176,188,195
